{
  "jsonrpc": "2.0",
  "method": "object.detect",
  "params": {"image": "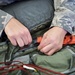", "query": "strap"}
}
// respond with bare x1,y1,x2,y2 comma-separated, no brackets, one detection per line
62,46,75,74
0,61,65,75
